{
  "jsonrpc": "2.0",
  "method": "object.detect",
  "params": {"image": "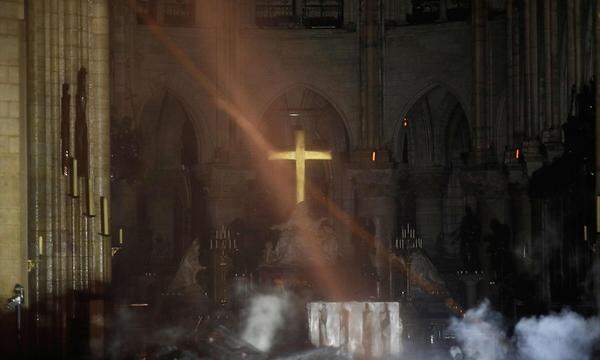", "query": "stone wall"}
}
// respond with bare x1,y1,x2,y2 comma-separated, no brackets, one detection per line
0,0,25,303
112,3,476,155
